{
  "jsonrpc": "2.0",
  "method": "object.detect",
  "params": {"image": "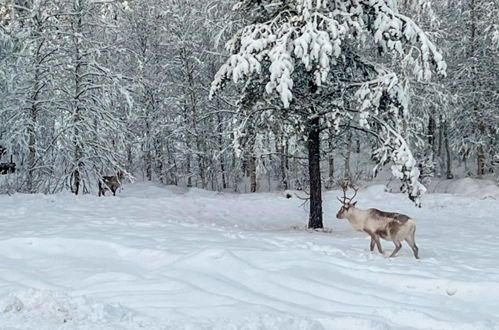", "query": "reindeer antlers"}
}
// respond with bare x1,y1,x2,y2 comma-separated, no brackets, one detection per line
337,181,359,205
